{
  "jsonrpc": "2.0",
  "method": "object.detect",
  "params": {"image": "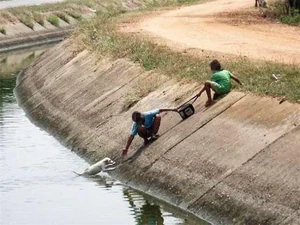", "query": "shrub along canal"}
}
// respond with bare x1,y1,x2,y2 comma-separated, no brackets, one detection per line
0,46,210,225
